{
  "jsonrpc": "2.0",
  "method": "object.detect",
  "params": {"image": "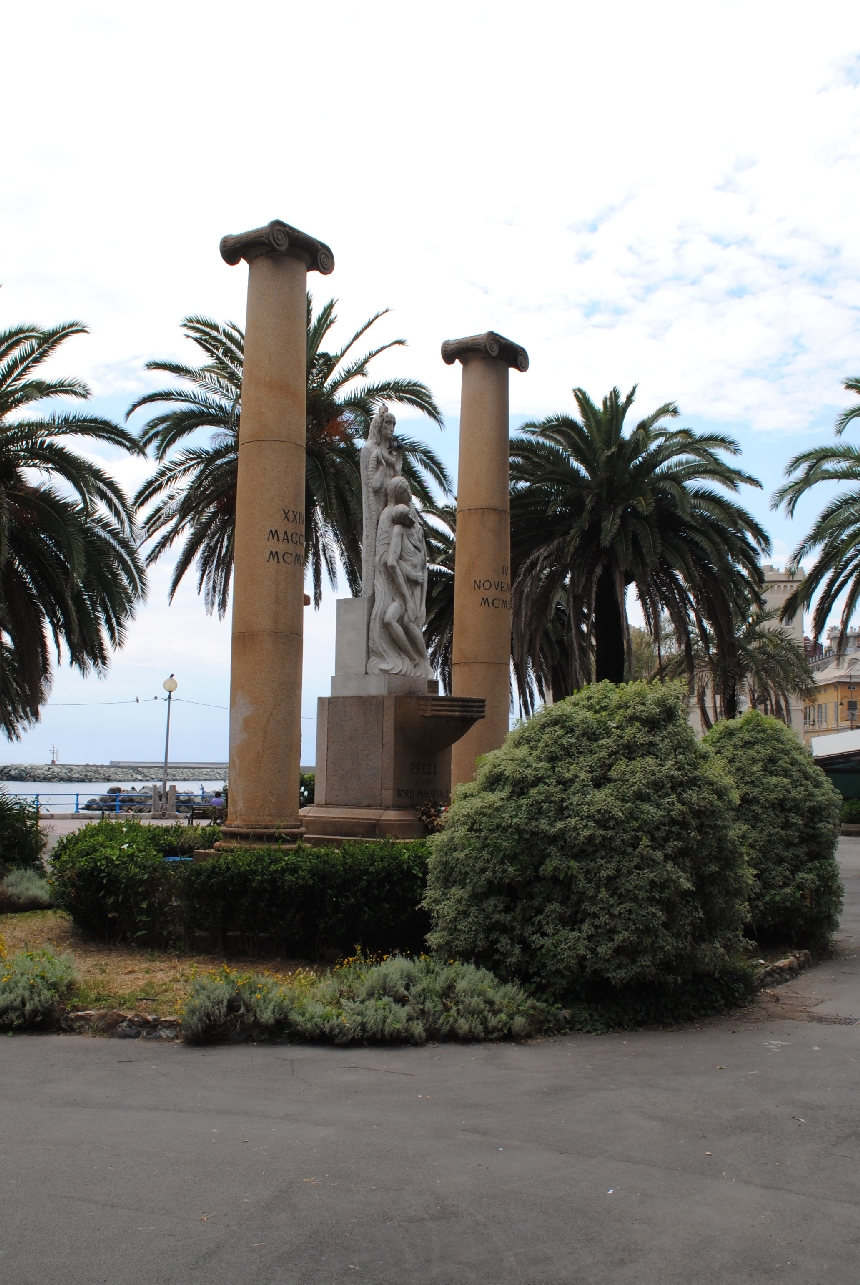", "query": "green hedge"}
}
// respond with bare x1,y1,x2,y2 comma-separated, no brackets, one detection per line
50,820,430,958
50,821,176,942
424,681,753,1023
175,841,429,957
704,711,843,948
842,798,860,824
